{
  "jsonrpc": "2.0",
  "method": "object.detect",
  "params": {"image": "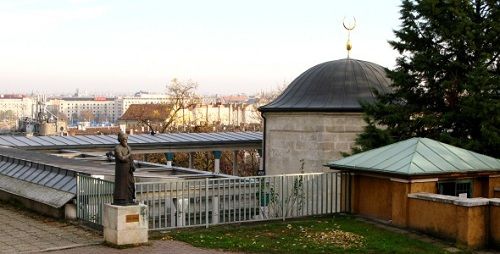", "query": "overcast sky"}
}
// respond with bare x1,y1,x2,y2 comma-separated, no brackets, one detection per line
0,0,401,96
